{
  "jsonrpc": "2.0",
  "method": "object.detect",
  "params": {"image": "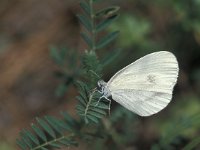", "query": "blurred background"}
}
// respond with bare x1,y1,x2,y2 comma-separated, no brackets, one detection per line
0,0,200,149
